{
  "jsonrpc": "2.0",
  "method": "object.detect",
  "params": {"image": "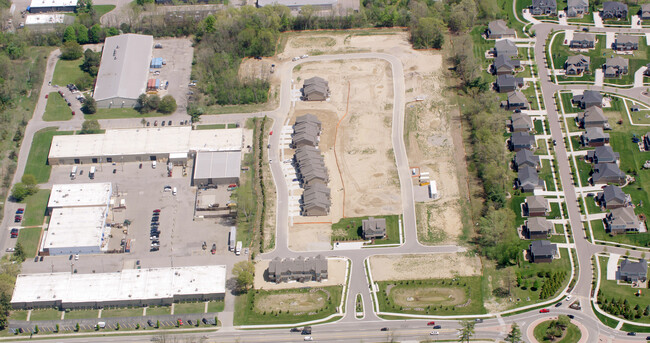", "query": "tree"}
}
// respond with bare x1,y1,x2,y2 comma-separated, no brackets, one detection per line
410,16,445,49
75,323,80,332
63,26,77,42
136,94,149,113
12,243,25,262
75,24,89,44
81,95,97,114
232,261,254,293
158,95,177,114
11,183,37,202
81,49,101,76
147,94,161,112
505,323,522,343
21,174,37,186
89,24,102,43
457,320,475,343
80,119,101,134
556,314,570,329
60,41,83,60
